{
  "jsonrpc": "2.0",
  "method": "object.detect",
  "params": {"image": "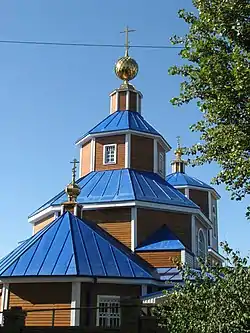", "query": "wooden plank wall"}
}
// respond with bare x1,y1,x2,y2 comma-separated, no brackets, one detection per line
9,283,71,327
137,251,181,268
98,222,131,248
80,282,141,327
130,135,154,172
83,208,131,249
95,135,125,171
137,209,192,251
80,142,91,177
33,215,55,234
